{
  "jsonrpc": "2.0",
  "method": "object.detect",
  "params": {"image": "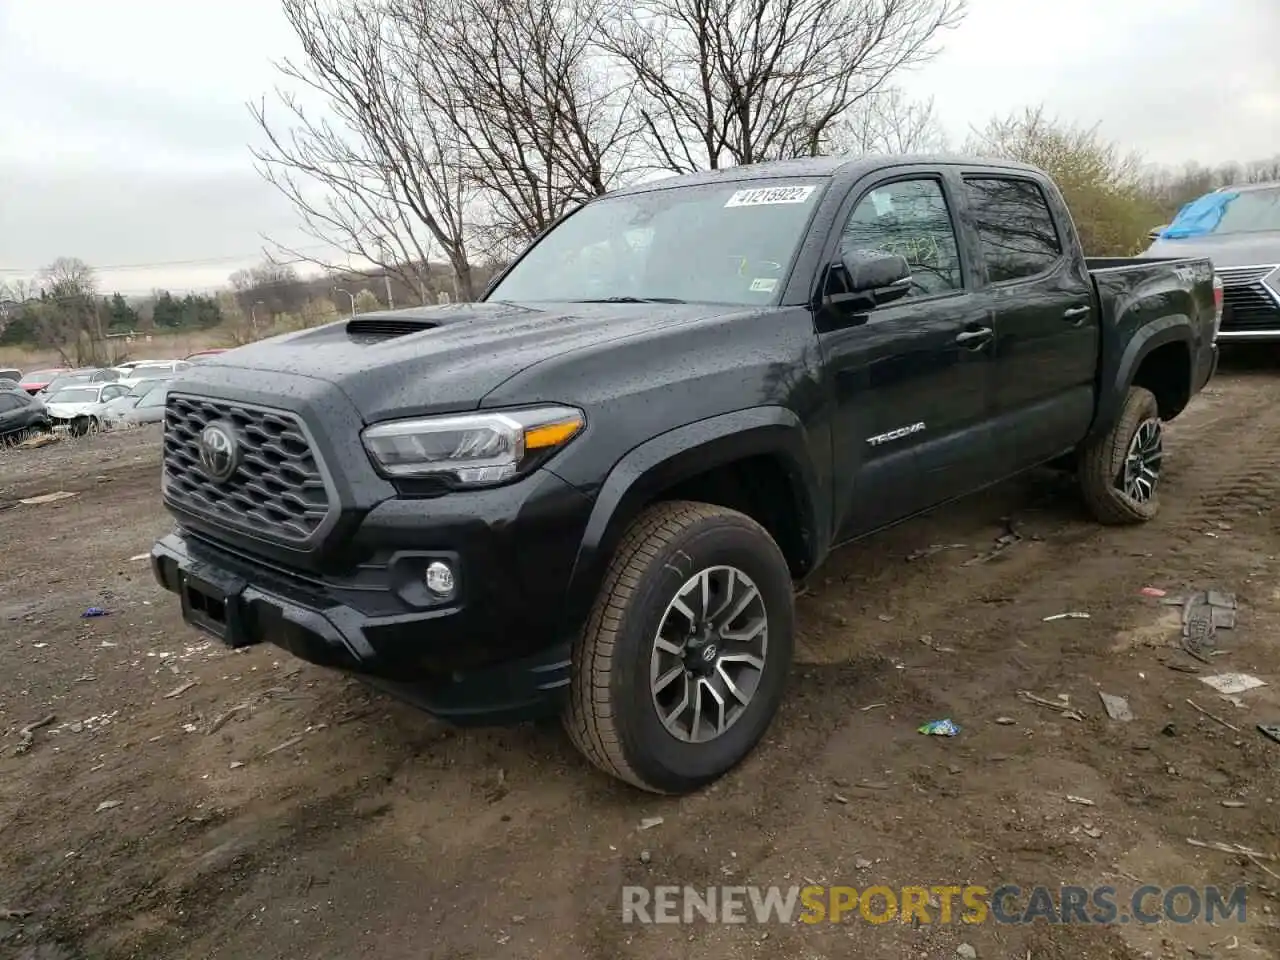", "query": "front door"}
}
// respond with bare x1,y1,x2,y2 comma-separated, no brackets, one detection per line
959,175,1098,472
816,173,999,541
